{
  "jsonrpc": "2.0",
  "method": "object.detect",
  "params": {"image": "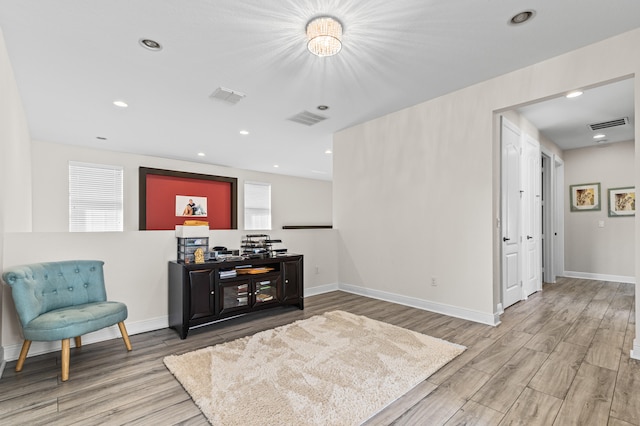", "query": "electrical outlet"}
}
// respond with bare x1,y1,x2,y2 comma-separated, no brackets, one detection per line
431,277,437,286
